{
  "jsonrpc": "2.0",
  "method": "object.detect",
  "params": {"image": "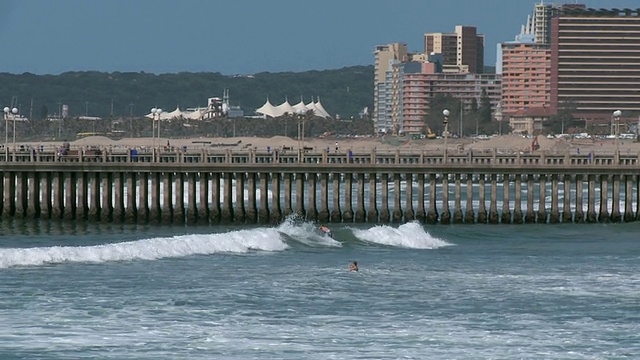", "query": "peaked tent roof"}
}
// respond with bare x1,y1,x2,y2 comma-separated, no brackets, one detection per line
256,97,331,118
145,105,183,120
314,97,331,118
183,108,205,120
305,101,320,115
274,100,295,116
164,105,184,119
292,98,308,113
256,99,279,118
